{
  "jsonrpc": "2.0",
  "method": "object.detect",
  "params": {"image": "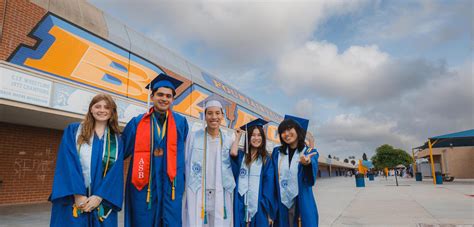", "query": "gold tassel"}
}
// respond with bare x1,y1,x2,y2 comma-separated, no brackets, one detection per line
172,186,175,200
72,205,78,218
298,216,302,227
146,186,151,203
